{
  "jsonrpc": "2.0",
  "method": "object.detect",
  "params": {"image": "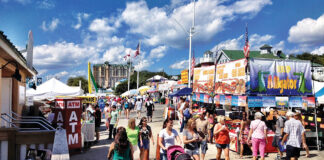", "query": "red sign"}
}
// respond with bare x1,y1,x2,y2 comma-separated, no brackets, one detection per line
54,99,82,150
